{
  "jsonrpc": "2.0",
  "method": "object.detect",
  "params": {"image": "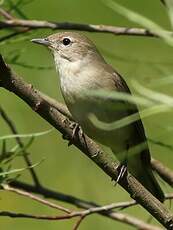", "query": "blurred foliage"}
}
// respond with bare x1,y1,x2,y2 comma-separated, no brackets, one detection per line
0,0,173,229
0,128,51,185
